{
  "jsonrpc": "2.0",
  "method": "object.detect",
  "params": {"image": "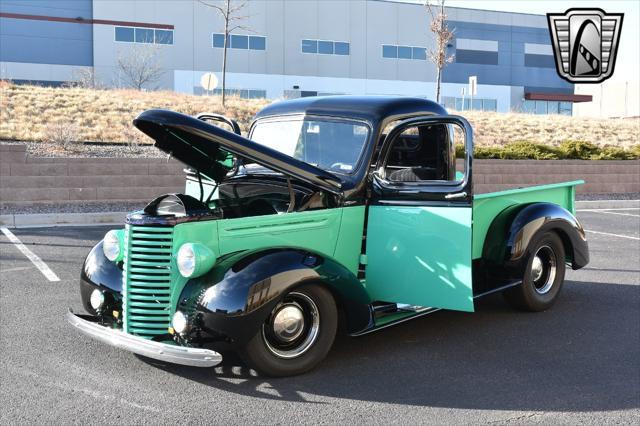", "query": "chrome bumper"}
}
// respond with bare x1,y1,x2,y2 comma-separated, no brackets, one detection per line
66,310,222,368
